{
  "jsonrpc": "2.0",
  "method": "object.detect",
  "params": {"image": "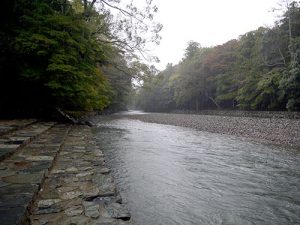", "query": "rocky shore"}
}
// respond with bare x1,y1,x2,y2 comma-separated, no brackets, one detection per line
126,113,300,148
